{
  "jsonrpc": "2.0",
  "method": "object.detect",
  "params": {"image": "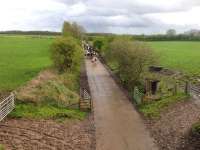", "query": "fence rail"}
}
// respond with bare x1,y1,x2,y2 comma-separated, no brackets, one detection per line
190,85,200,99
174,82,200,99
0,93,15,121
